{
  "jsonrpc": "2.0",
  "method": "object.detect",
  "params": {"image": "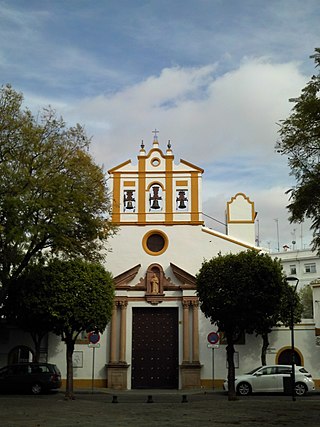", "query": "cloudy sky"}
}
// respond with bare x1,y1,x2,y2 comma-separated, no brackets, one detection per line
1,0,319,252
